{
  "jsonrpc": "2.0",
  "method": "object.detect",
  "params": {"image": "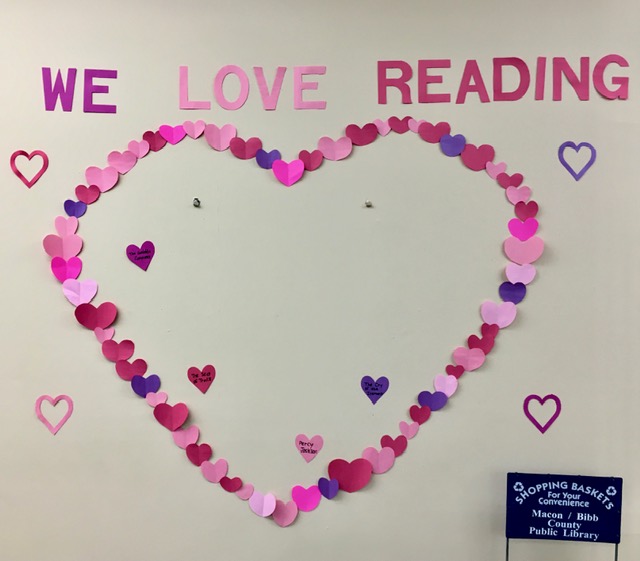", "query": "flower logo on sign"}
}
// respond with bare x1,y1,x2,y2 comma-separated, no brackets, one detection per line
513,482,524,492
